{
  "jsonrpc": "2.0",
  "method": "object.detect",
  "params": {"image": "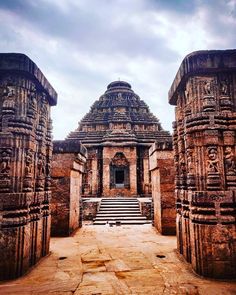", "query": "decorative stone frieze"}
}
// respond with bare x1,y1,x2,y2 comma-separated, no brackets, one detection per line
0,53,57,280
169,49,236,278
